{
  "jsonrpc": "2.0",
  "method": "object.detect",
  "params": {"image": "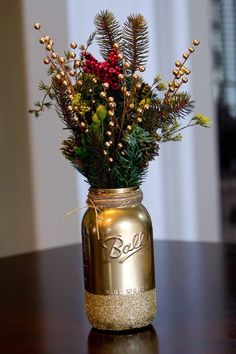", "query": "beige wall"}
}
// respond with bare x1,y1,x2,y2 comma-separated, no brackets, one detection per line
0,0,36,256
0,0,80,257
